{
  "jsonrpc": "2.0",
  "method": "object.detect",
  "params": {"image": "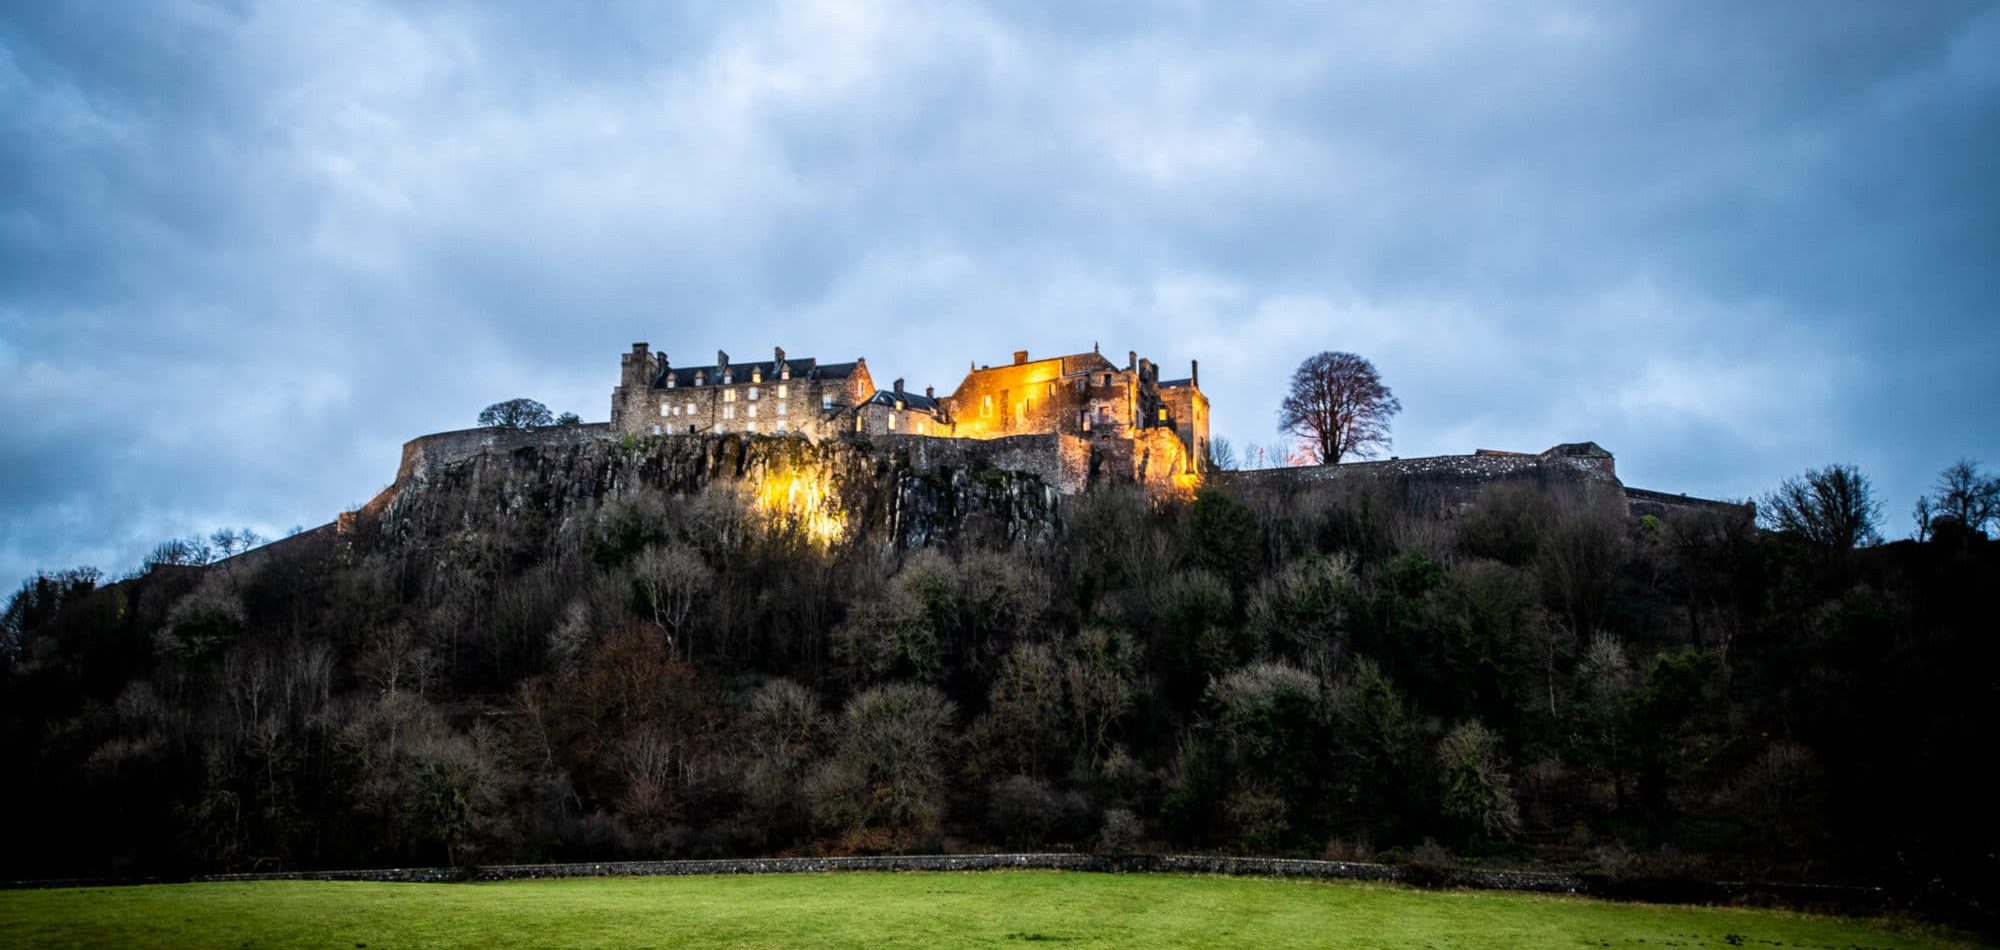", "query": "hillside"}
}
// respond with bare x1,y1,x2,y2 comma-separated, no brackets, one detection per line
2,429,1995,920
